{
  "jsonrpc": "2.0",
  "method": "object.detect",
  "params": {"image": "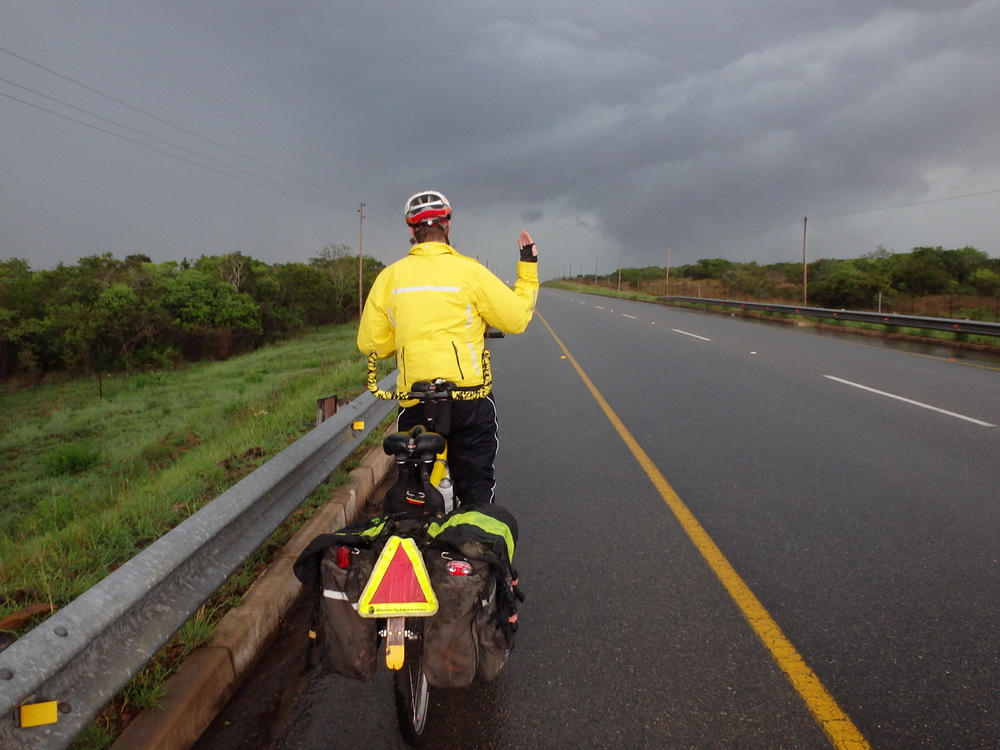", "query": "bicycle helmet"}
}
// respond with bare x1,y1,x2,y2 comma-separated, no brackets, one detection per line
404,190,452,227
